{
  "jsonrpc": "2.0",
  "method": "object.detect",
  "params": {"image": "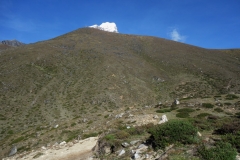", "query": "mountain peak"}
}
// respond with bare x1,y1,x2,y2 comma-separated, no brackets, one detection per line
89,22,118,33
1,40,25,47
